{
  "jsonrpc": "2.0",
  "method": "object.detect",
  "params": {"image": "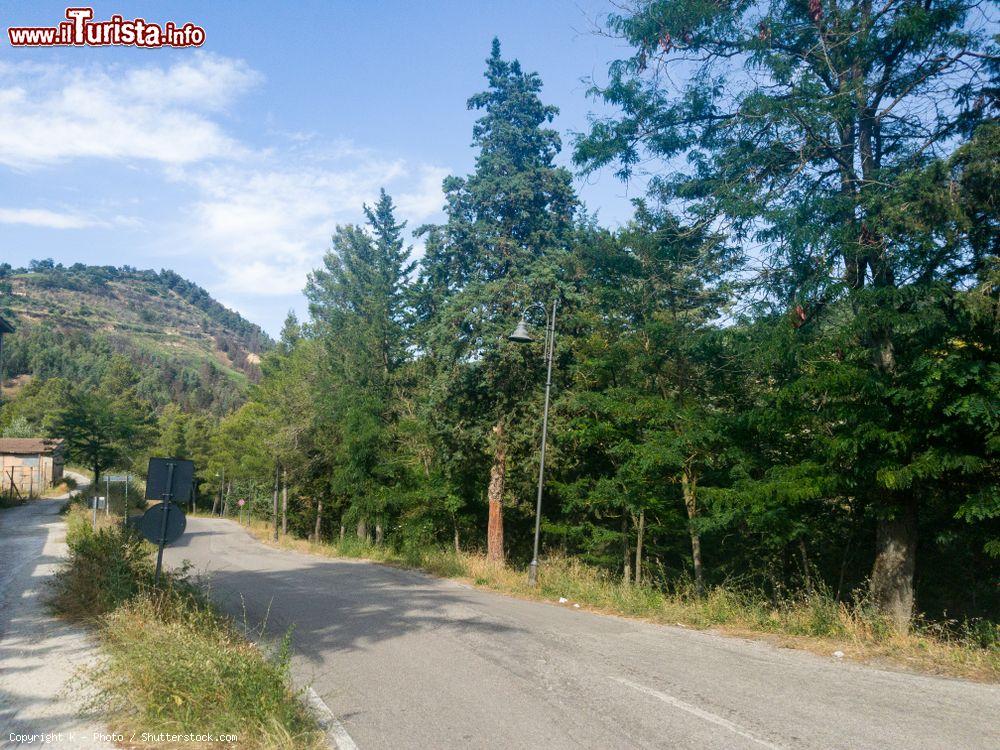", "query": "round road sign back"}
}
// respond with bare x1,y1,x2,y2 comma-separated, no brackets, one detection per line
138,502,187,546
